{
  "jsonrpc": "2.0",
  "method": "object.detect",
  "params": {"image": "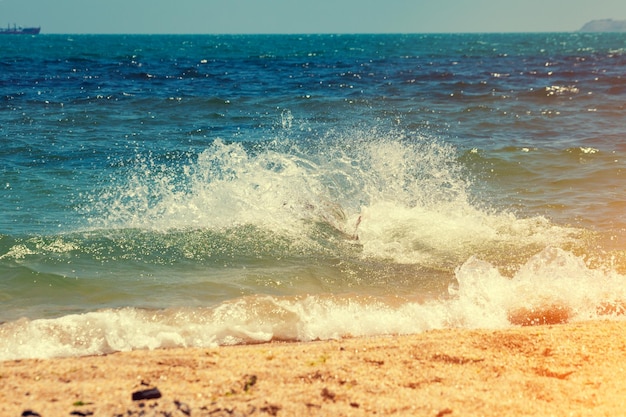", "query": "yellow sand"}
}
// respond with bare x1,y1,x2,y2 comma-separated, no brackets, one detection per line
2,320,625,416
